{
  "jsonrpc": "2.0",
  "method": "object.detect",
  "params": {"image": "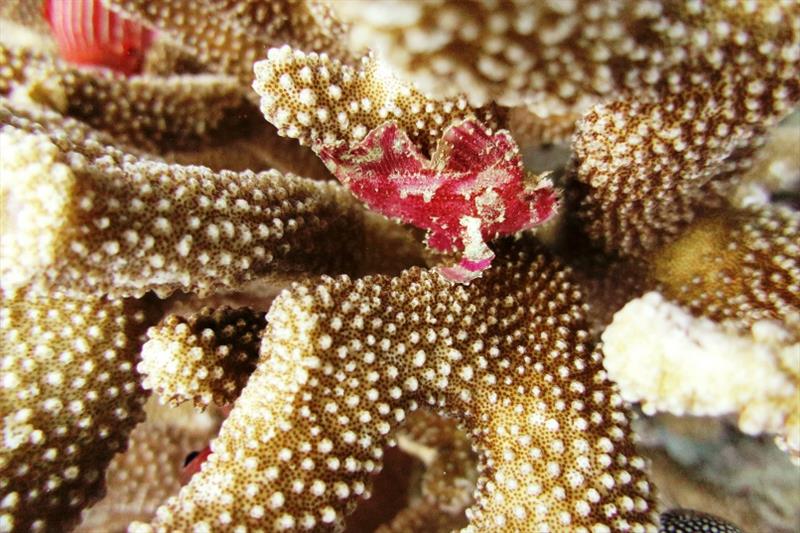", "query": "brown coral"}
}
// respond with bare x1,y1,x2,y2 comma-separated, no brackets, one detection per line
572,95,766,257
105,0,351,84
133,239,658,532
0,43,258,152
649,204,799,331
334,1,800,112
0,102,423,298
139,306,266,408
0,287,153,532
253,45,491,154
